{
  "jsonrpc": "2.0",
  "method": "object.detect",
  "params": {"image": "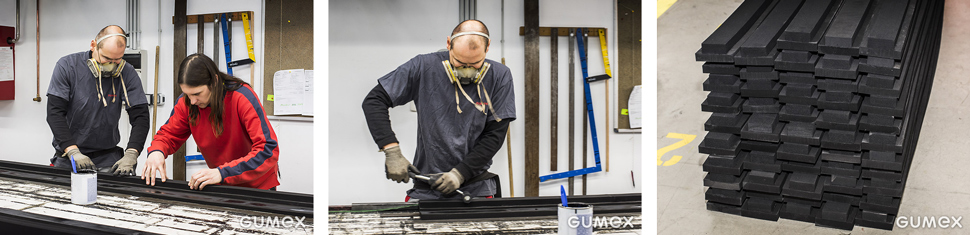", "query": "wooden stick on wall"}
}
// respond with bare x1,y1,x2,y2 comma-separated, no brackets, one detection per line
550,28,558,172
197,15,203,53
502,57,514,198
524,0,540,197
152,46,160,139
582,30,588,195
567,29,576,196
506,127,514,197
172,0,187,181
